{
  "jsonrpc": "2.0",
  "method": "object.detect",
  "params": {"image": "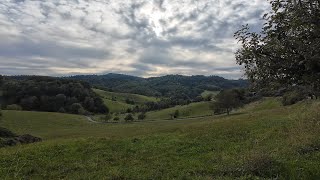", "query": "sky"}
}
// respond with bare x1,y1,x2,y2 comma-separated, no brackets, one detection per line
0,0,270,79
